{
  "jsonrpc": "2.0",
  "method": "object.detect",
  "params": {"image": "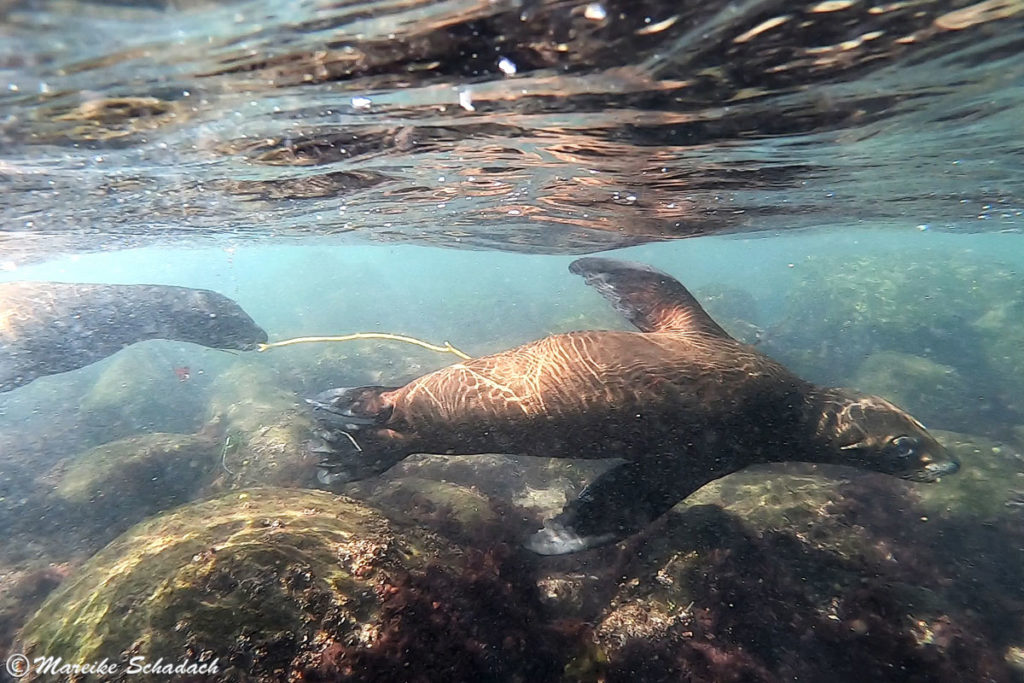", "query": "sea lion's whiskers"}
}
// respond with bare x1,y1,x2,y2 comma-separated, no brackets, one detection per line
337,429,363,452
220,435,235,475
